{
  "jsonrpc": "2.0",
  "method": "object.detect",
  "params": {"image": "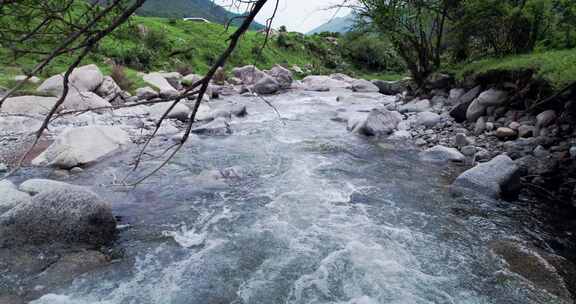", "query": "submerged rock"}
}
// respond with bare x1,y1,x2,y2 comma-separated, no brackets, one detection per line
19,179,81,196
490,240,575,301
453,154,521,198
149,102,190,122
0,185,116,247
420,145,465,163
349,109,402,136
191,117,232,136
32,126,130,169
